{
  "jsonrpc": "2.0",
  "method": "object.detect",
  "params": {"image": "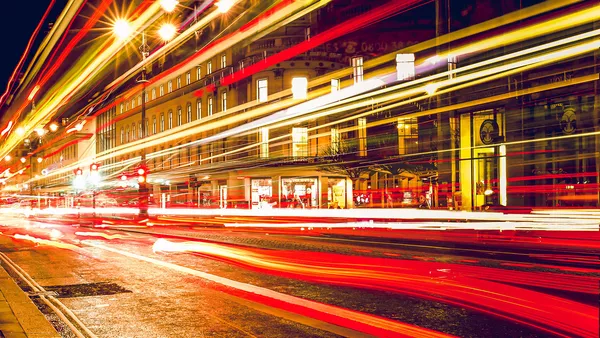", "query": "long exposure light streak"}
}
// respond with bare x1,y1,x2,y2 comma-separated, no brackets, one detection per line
86,241,454,338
